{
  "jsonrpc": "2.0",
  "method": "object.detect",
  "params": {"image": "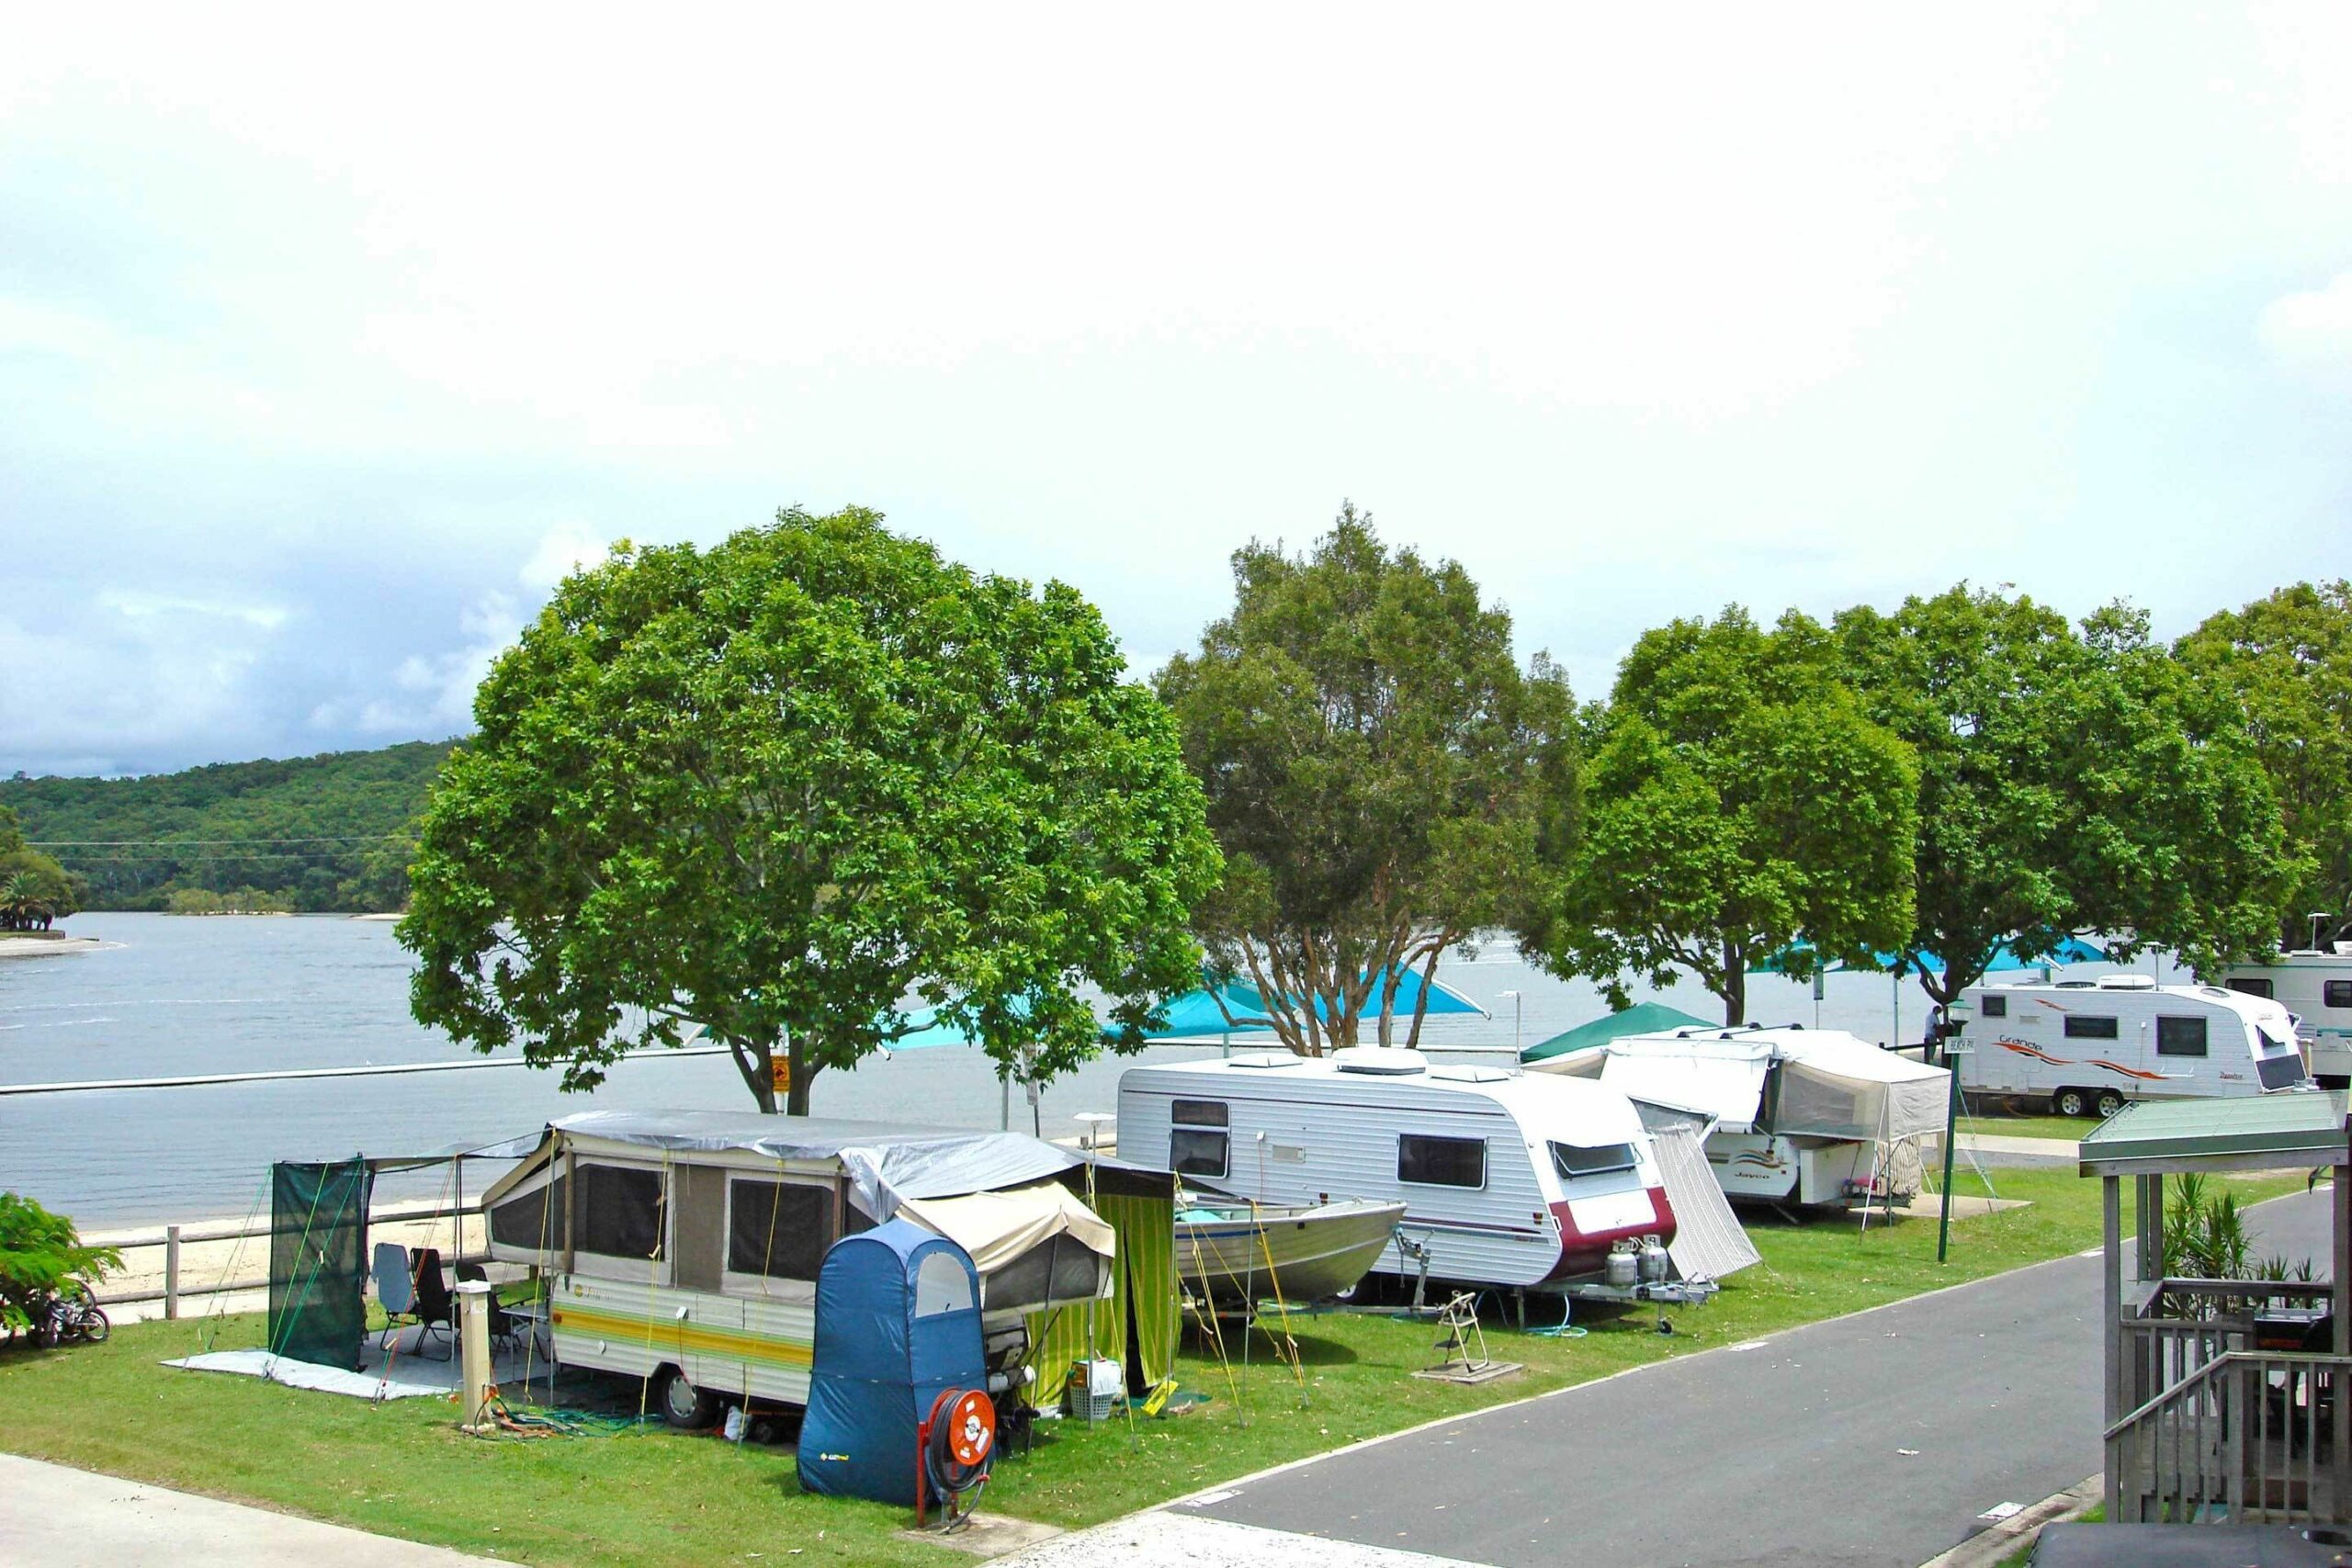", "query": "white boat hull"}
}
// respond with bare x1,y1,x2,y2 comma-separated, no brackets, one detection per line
1177,1198,1407,1304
